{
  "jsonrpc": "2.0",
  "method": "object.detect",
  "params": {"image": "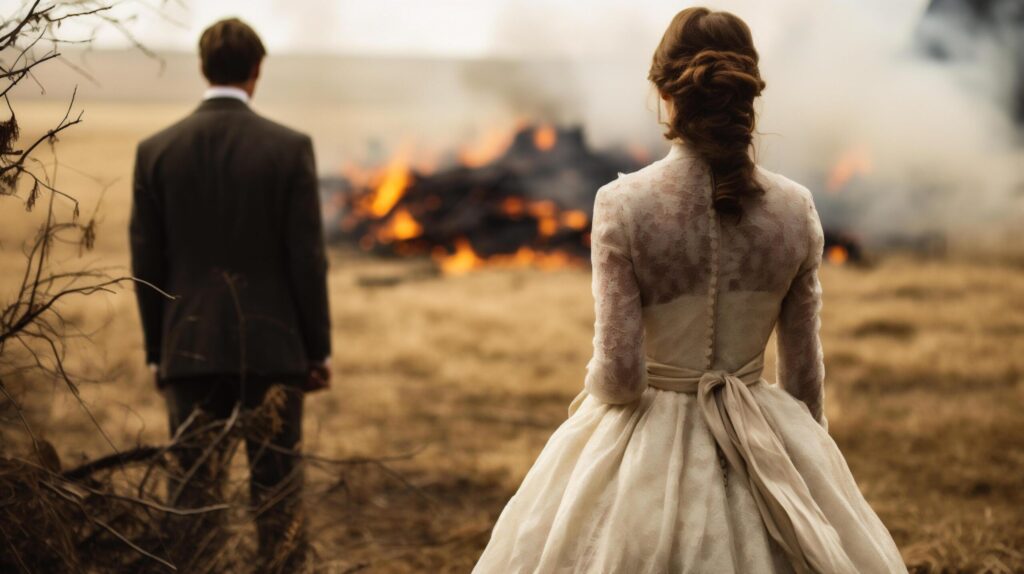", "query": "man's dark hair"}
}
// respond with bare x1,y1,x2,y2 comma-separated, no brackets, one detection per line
199,18,266,85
